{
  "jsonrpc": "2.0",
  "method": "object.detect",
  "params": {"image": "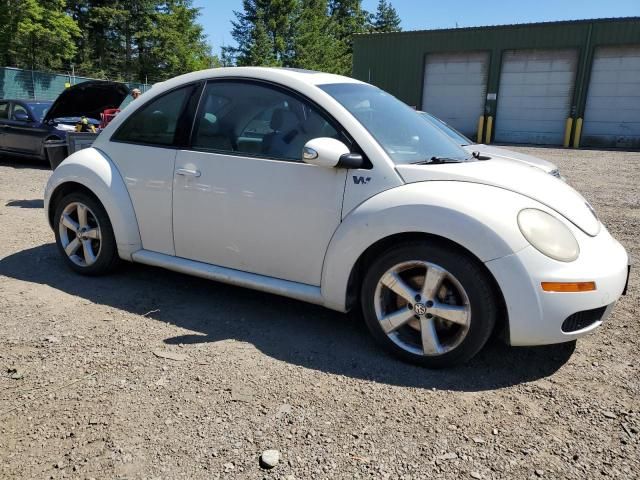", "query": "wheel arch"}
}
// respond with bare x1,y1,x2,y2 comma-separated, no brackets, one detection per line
320,182,535,327
344,231,509,340
44,148,142,260
48,182,100,227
